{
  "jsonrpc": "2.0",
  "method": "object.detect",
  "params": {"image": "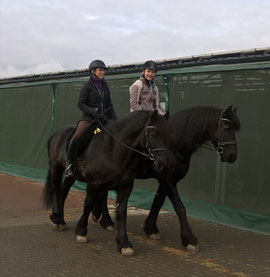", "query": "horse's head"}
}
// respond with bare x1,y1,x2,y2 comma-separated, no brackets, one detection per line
140,110,169,173
211,106,241,163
